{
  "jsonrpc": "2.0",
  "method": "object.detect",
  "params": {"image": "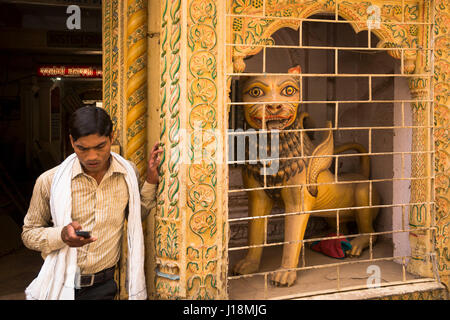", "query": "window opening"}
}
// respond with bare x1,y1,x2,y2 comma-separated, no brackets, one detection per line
226,9,437,299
